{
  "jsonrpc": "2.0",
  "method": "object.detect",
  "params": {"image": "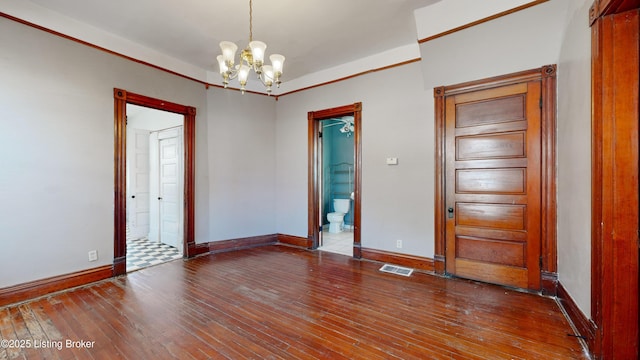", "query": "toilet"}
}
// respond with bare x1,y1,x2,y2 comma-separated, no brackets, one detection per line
327,199,351,233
